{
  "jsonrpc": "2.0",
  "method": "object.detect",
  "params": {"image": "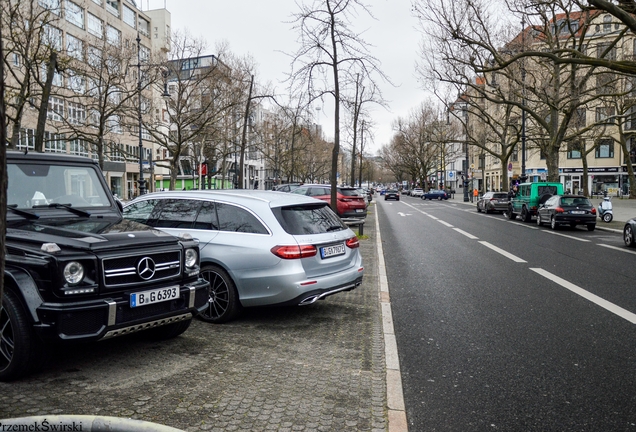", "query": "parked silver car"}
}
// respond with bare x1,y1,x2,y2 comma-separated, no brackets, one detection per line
123,190,364,323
